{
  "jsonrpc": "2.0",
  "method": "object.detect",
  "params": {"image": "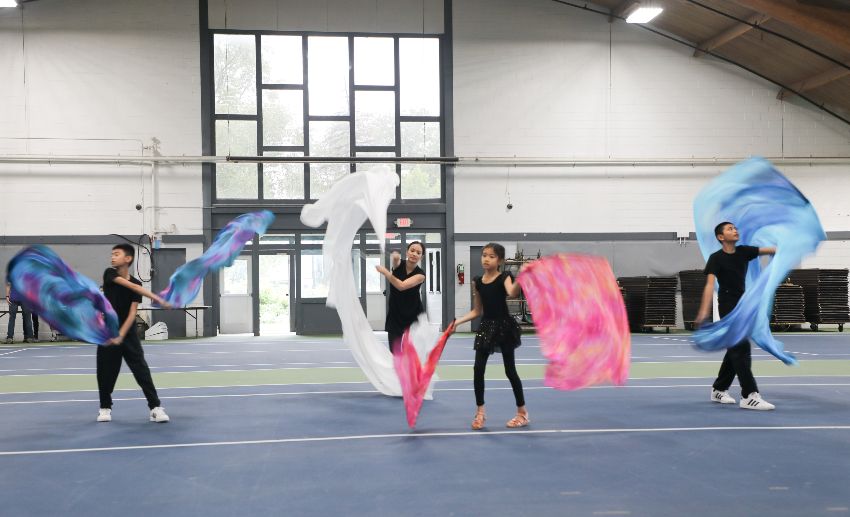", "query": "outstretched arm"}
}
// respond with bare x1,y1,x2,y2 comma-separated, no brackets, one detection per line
758,247,776,256
110,276,173,308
